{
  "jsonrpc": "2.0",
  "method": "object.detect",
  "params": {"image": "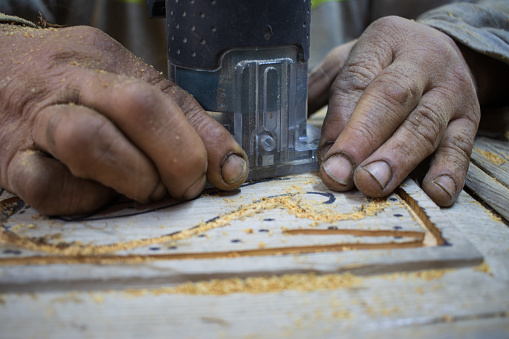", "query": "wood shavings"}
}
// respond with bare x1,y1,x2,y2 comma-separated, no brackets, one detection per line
381,268,455,282
414,269,454,281
473,261,492,275
122,272,363,296
469,199,504,223
474,148,507,165
0,194,390,257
